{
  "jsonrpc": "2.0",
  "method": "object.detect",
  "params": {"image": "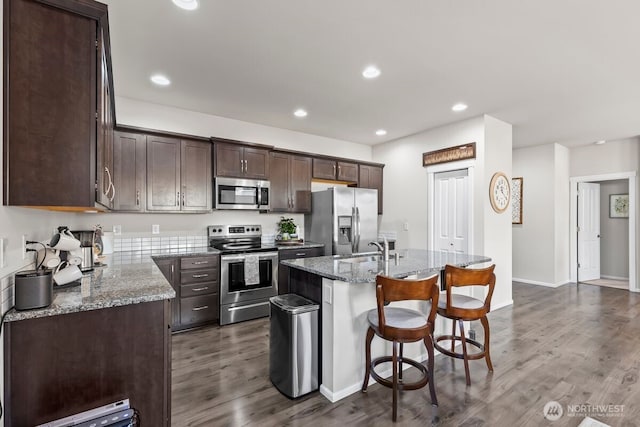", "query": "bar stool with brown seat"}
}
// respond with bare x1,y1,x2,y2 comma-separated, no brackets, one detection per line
361,274,439,422
434,264,496,386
